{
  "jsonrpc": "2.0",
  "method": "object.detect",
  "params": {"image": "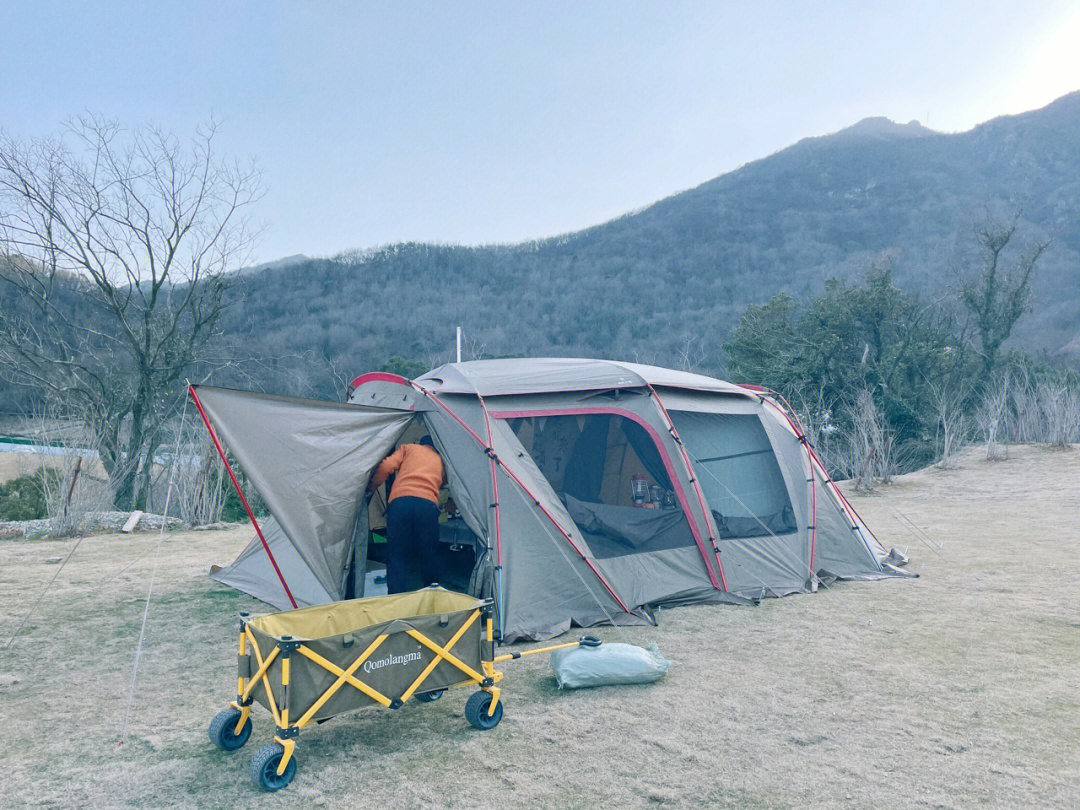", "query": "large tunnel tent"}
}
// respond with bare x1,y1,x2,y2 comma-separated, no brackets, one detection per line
196,359,909,642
